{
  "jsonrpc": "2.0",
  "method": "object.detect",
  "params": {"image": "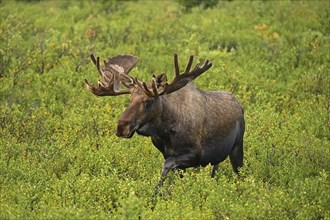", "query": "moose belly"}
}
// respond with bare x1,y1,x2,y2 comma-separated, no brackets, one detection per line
200,129,238,166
